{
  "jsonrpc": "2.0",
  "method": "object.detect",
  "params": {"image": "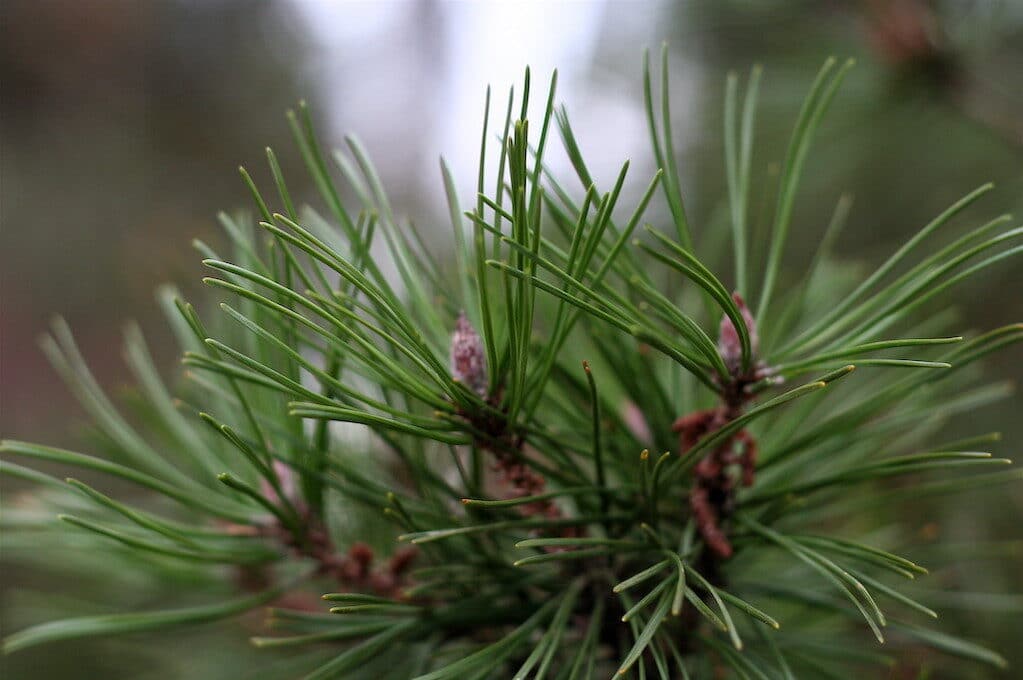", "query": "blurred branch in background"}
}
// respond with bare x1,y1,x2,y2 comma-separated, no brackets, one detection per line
1,0,321,441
